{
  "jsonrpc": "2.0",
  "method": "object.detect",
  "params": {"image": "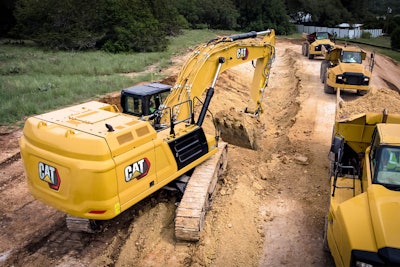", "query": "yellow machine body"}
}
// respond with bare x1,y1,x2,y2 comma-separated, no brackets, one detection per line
326,112,400,266
20,101,217,219
321,46,372,94
302,32,335,59
19,30,276,222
